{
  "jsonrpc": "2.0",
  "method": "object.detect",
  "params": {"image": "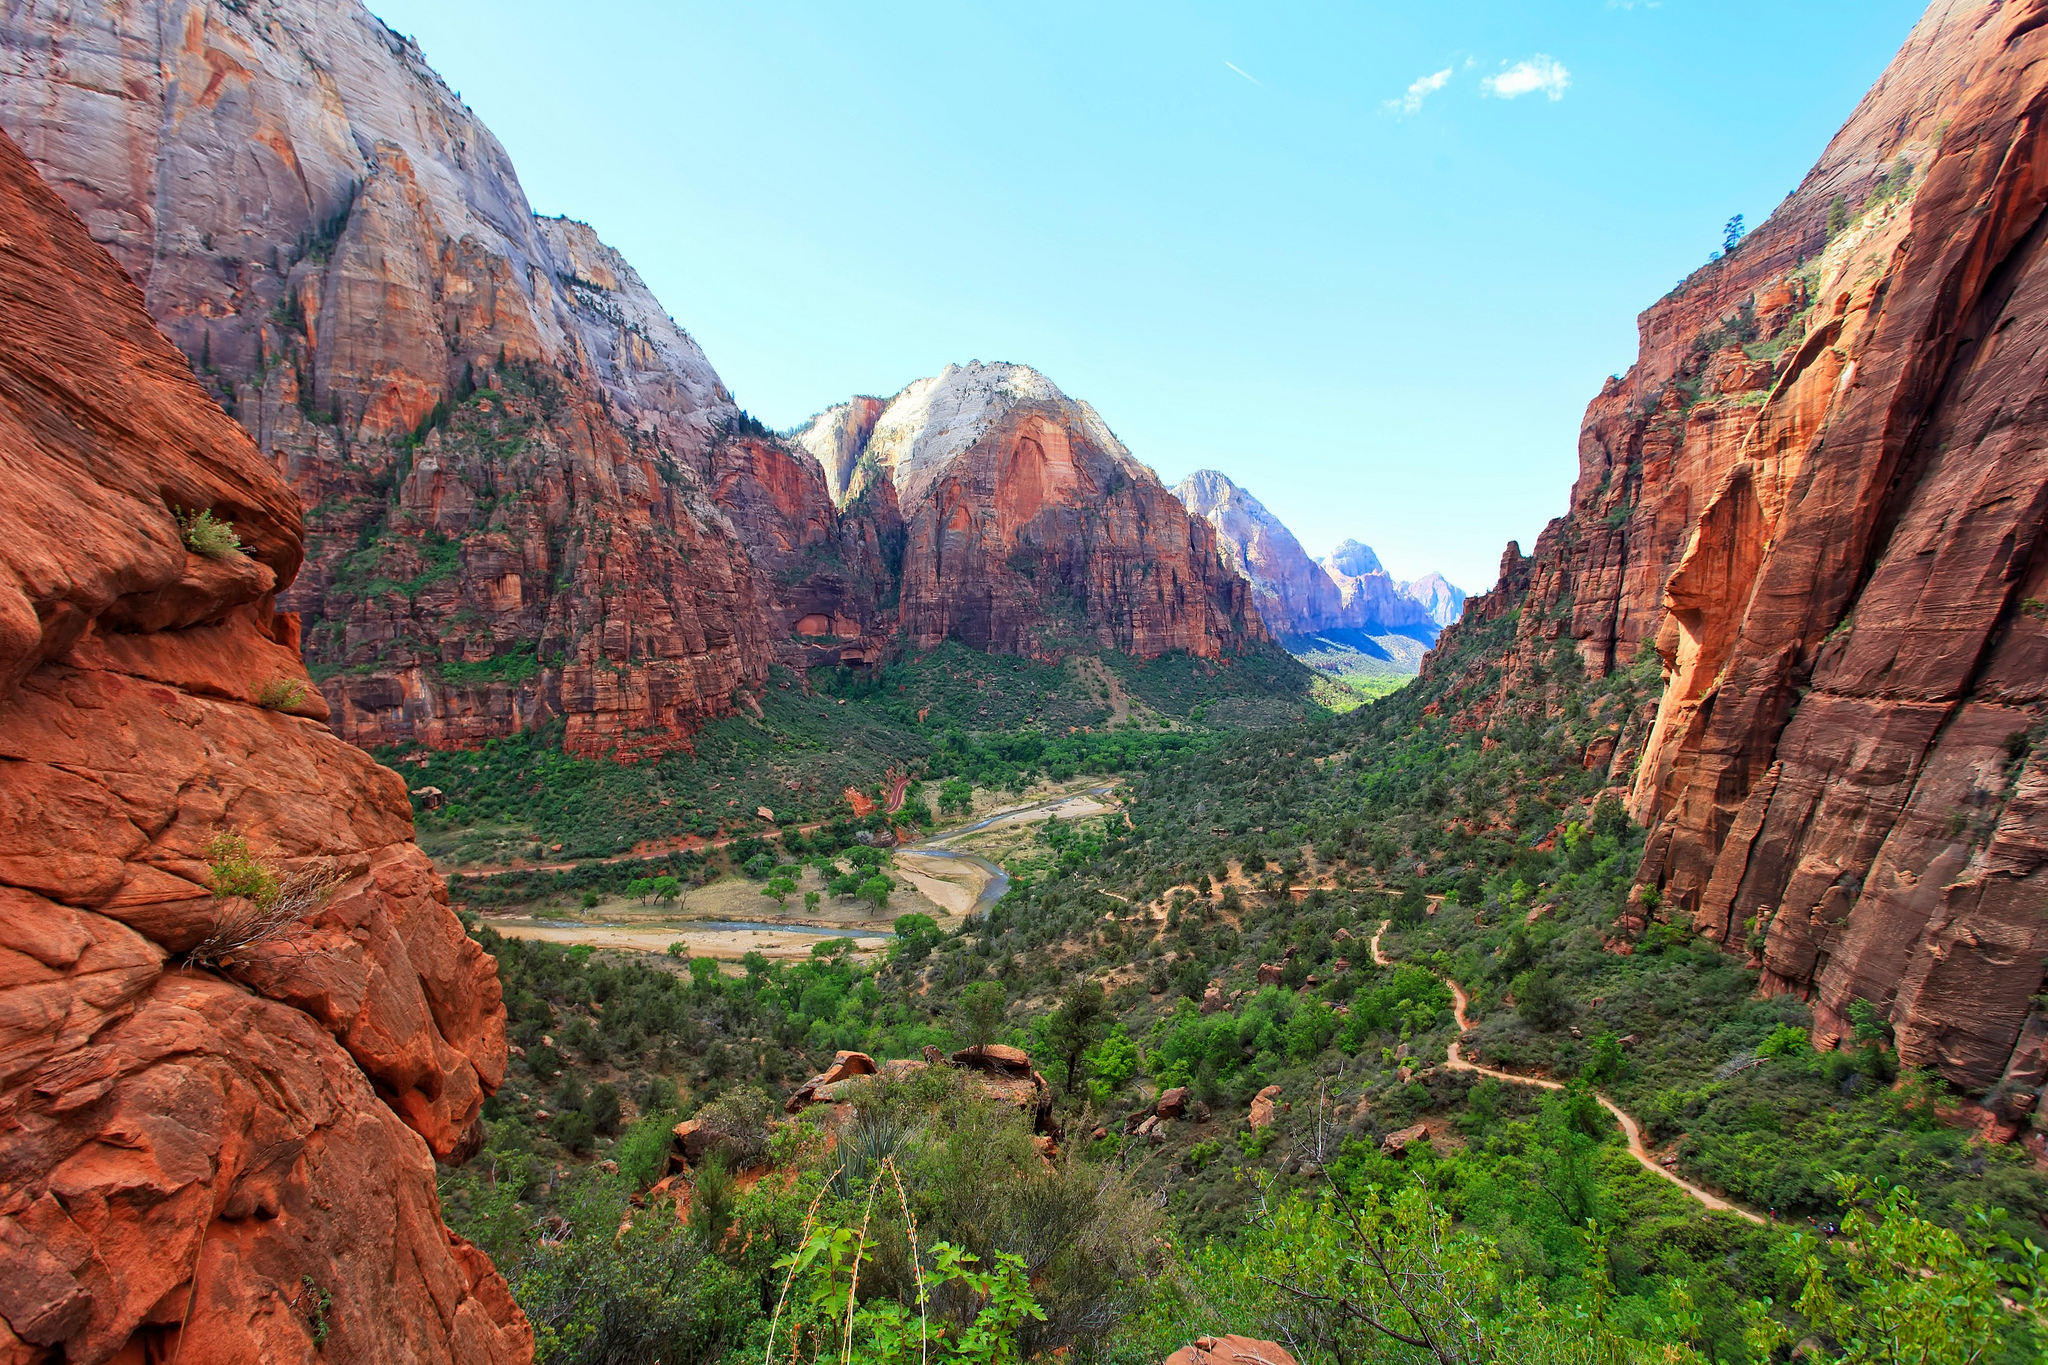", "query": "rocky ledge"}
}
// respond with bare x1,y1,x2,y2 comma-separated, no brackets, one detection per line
0,129,526,1364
